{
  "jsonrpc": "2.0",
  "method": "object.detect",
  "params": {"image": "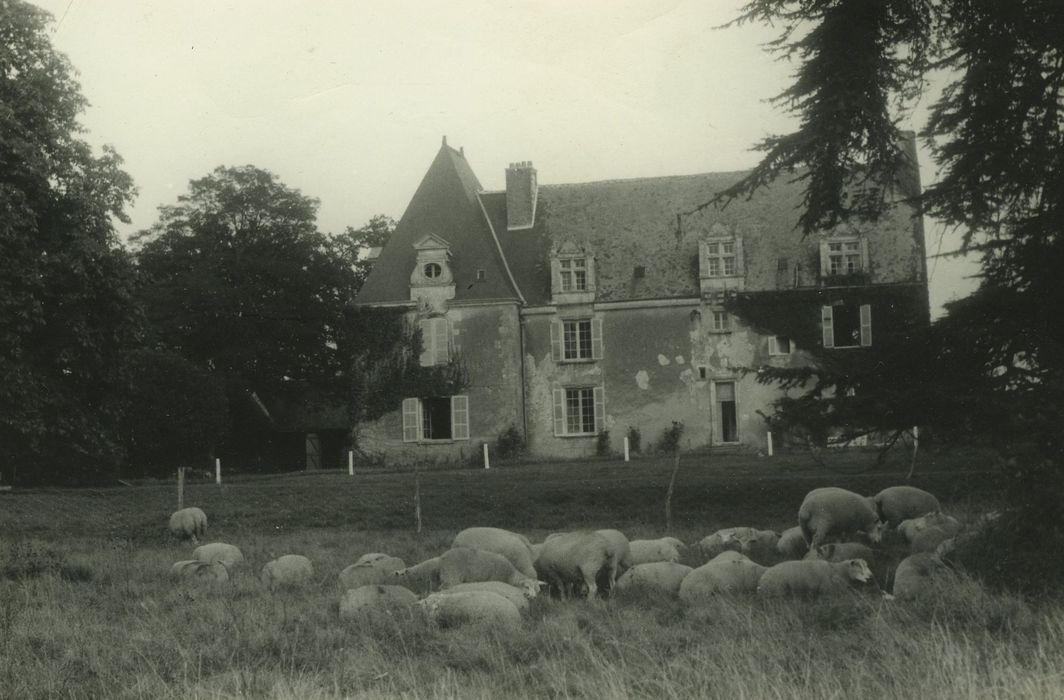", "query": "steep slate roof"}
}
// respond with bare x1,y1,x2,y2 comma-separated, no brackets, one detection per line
356,143,520,305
